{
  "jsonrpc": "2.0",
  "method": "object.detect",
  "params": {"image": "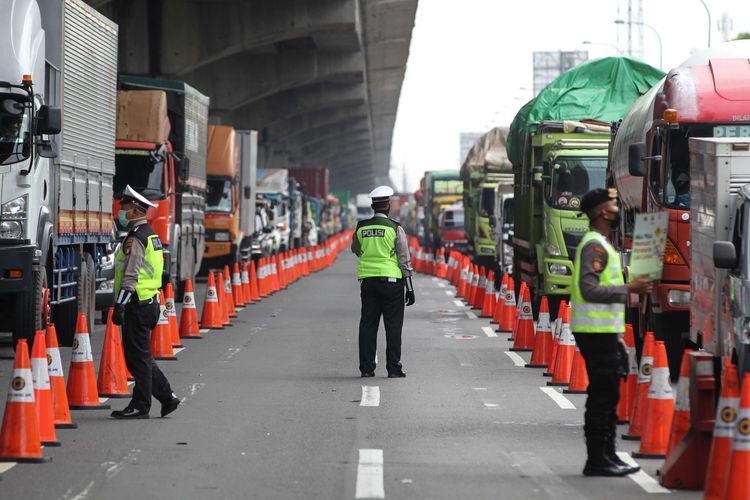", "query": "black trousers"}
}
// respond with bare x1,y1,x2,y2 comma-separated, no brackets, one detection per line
359,278,404,373
572,333,621,443
122,299,174,412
